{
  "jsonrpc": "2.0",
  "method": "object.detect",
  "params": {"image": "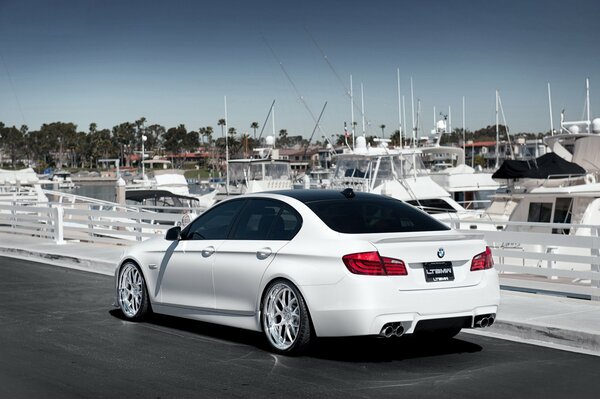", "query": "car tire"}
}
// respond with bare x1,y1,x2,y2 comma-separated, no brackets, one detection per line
117,262,151,321
261,280,312,355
